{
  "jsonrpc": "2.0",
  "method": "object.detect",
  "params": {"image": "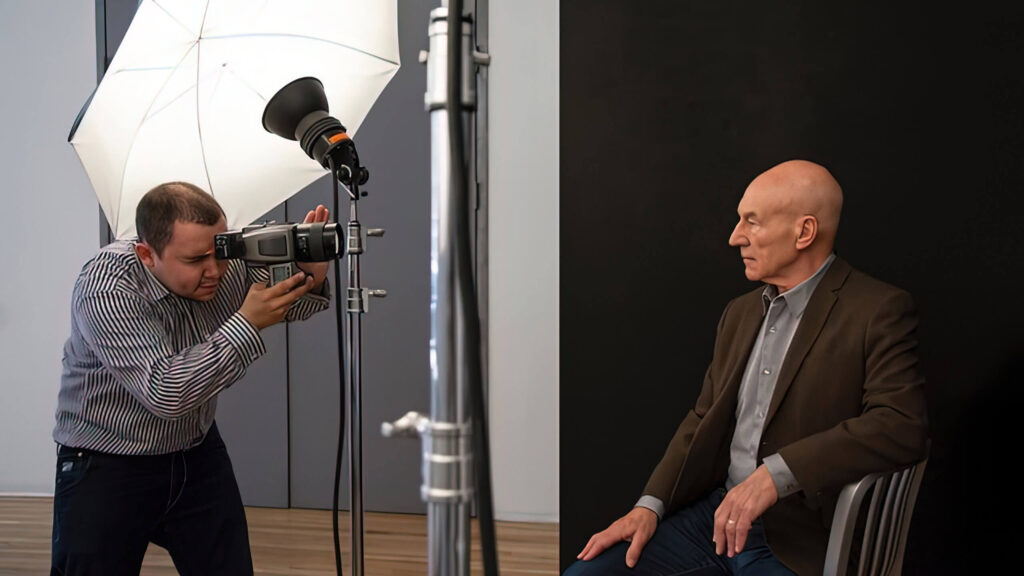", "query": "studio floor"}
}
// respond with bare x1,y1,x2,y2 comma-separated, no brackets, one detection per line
0,497,558,575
